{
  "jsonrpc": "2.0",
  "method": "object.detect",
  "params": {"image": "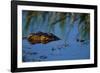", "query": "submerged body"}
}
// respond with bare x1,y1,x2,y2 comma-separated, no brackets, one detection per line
27,32,60,44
